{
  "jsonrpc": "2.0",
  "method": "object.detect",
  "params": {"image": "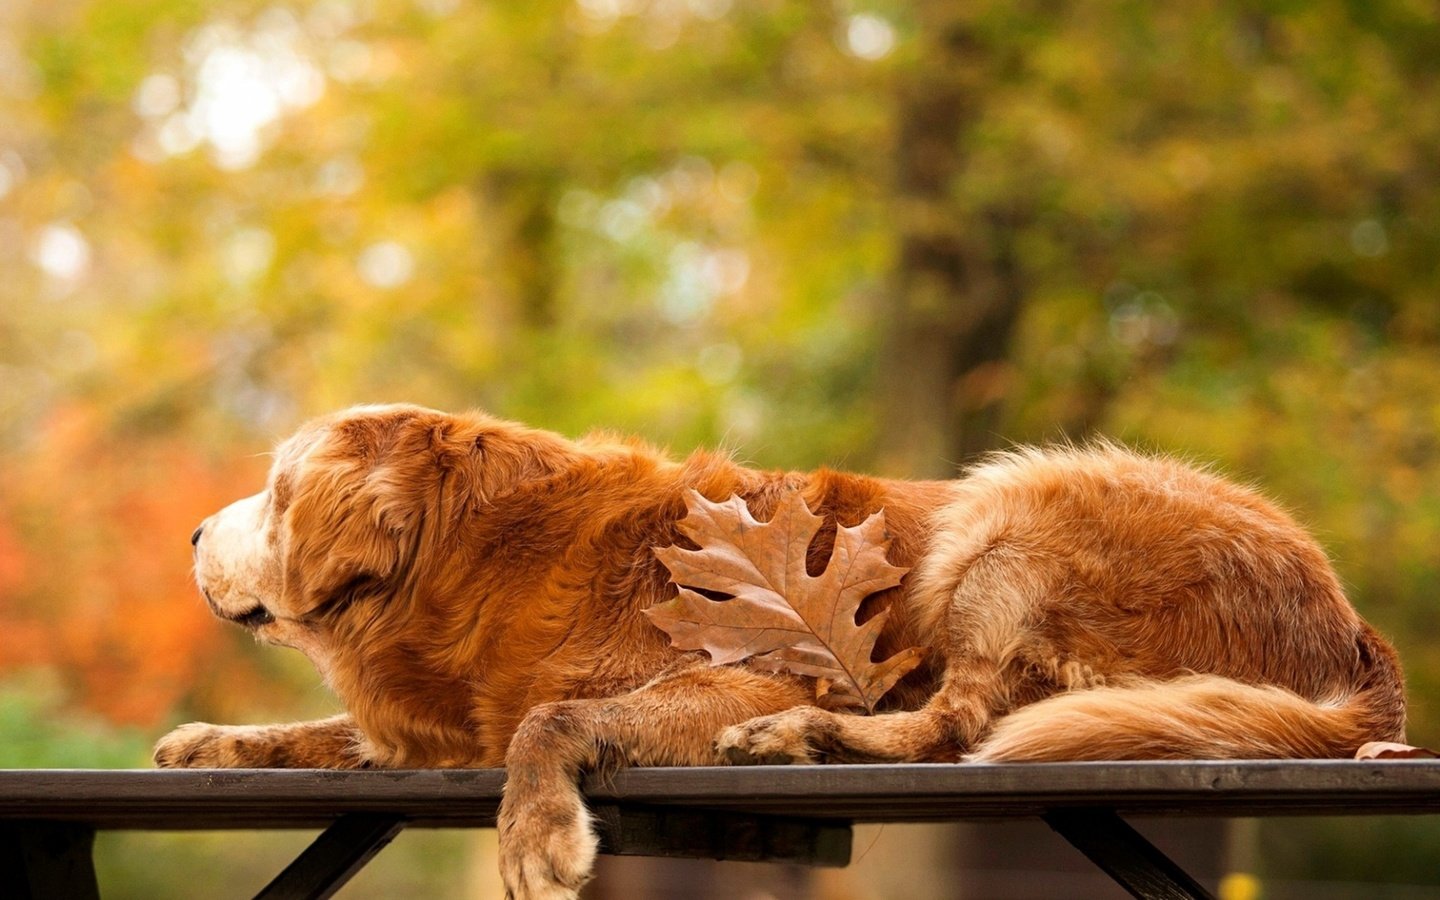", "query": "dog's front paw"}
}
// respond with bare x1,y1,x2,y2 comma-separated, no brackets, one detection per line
497,777,598,900
715,707,831,765
153,723,254,768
